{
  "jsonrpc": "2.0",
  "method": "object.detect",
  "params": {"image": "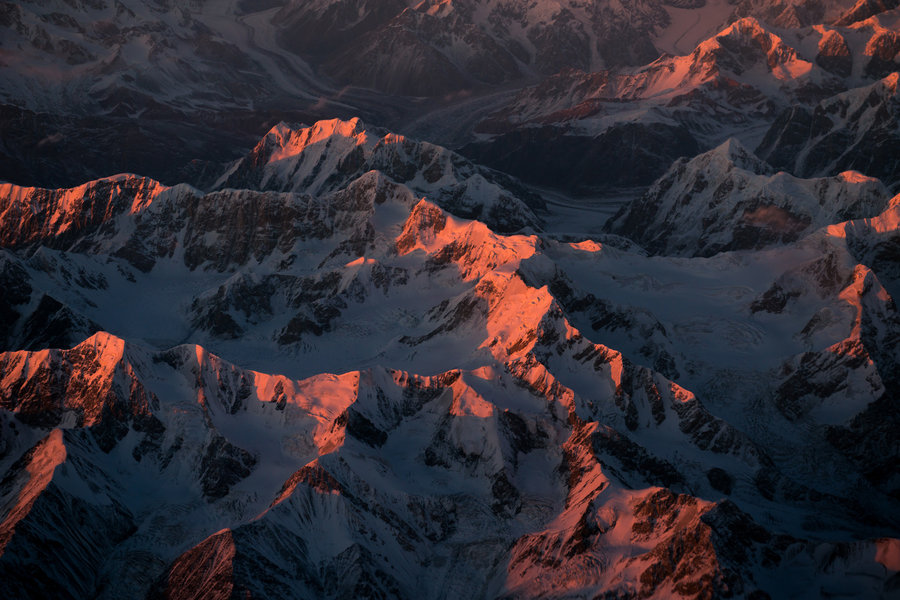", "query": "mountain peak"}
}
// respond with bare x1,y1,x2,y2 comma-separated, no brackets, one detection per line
215,117,541,232
605,135,891,256
264,117,372,163
834,0,900,26
310,117,367,139
697,137,775,175
711,137,768,167
702,16,813,80
79,330,127,355
723,15,768,33
698,16,772,53
837,170,881,184
263,117,369,144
